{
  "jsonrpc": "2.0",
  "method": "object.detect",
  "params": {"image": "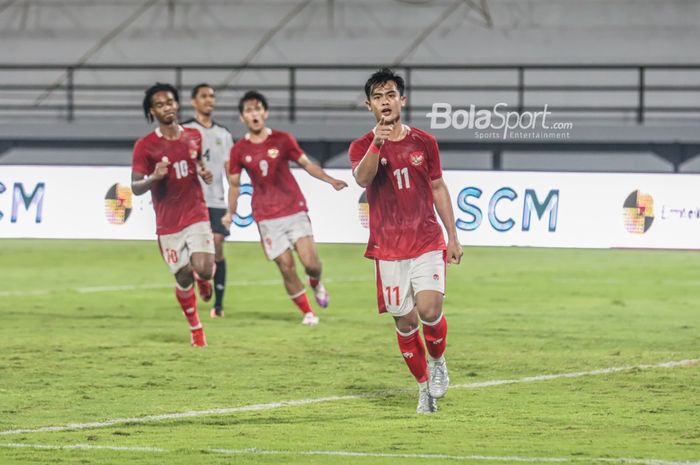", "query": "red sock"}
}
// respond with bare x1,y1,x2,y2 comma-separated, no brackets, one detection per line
309,277,320,289
422,314,448,359
175,285,201,330
396,328,428,383
290,290,314,315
